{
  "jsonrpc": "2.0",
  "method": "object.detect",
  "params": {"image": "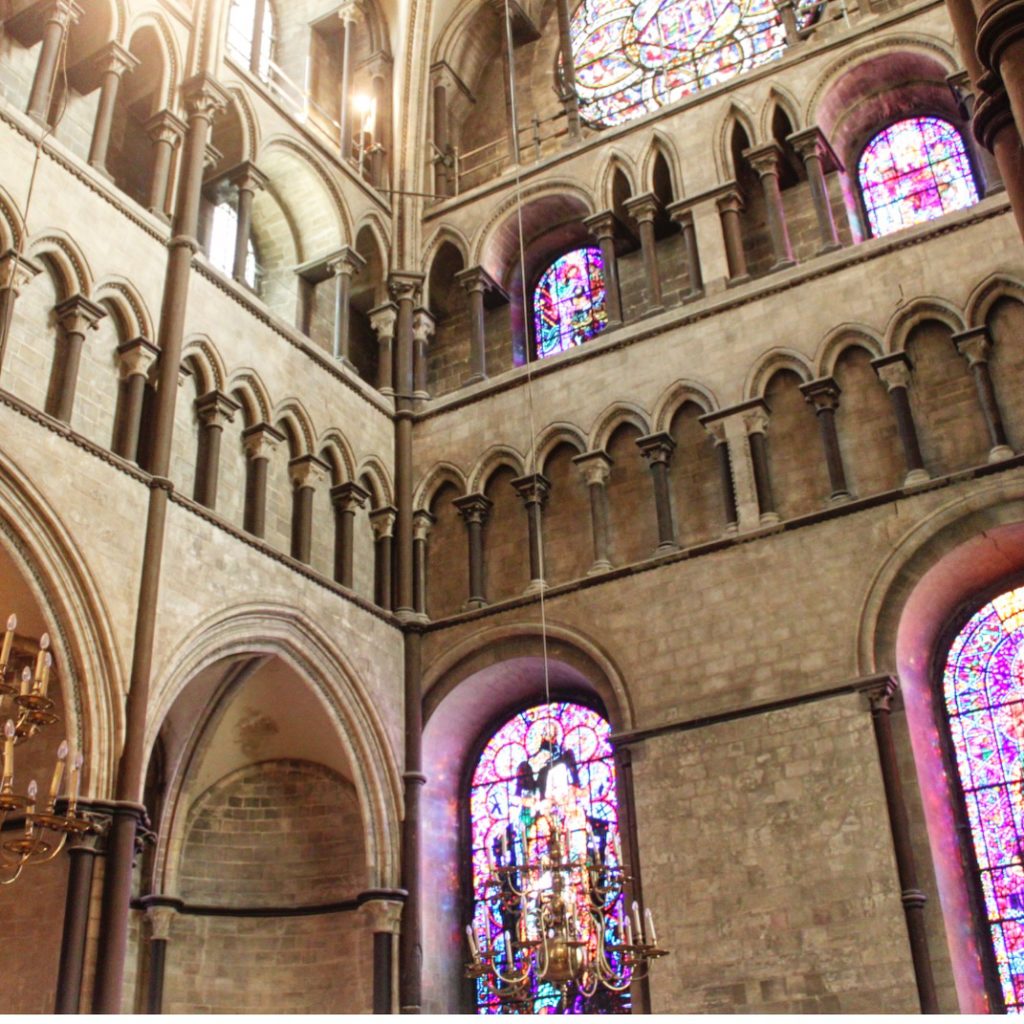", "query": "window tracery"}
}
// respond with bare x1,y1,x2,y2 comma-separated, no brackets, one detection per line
533,247,608,360
226,0,275,81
